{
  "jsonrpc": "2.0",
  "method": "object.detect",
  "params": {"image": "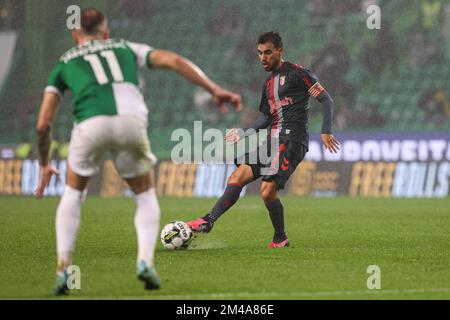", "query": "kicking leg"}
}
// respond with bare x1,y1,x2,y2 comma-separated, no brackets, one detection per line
187,164,254,232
